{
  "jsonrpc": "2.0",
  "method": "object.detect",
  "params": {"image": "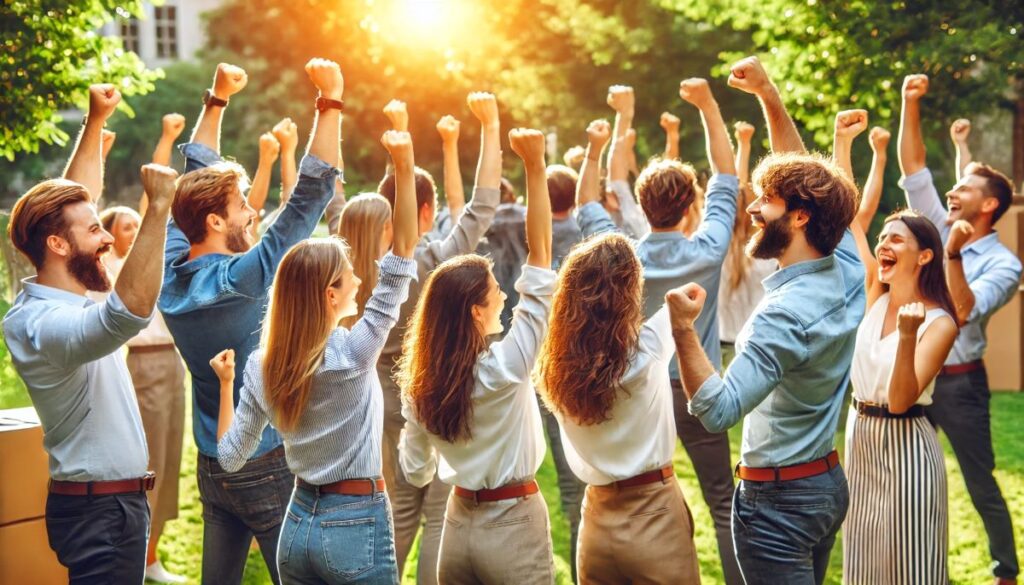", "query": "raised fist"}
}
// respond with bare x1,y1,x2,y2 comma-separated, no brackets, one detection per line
380,130,414,165
679,78,713,109
950,118,971,144
140,163,180,208
272,117,298,152
101,130,116,160
258,132,280,162
734,121,755,142
606,85,635,116
88,84,121,122
467,92,499,129
383,99,409,132
305,58,344,100
508,128,546,164
660,112,681,133
436,115,460,144
869,126,891,152
209,349,236,382
896,302,926,336
162,113,186,139
212,63,248,100
727,56,771,95
666,282,707,329
834,109,869,140
902,74,929,101
946,219,974,254
585,119,611,151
